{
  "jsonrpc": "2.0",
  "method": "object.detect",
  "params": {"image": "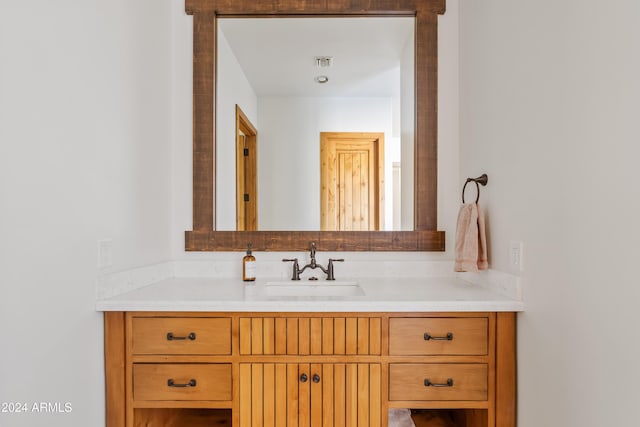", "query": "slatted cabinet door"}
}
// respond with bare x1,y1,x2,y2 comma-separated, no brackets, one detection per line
239,363,381,427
